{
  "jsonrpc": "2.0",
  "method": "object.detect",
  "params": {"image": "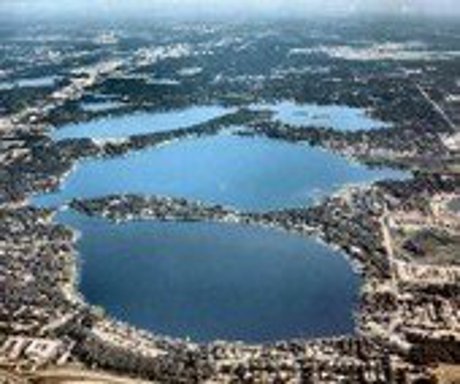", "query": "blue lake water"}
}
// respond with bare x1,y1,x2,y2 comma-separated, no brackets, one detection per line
81,101,125,113
59,210,361,343
147,78,181,86
52,105,233,141
253,101,388,131
35,134,407,211
0,76,59,91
